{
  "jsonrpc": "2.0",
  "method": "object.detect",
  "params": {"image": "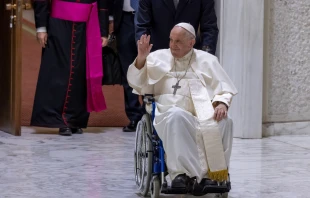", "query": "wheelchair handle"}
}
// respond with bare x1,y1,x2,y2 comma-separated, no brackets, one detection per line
144,94,155,104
